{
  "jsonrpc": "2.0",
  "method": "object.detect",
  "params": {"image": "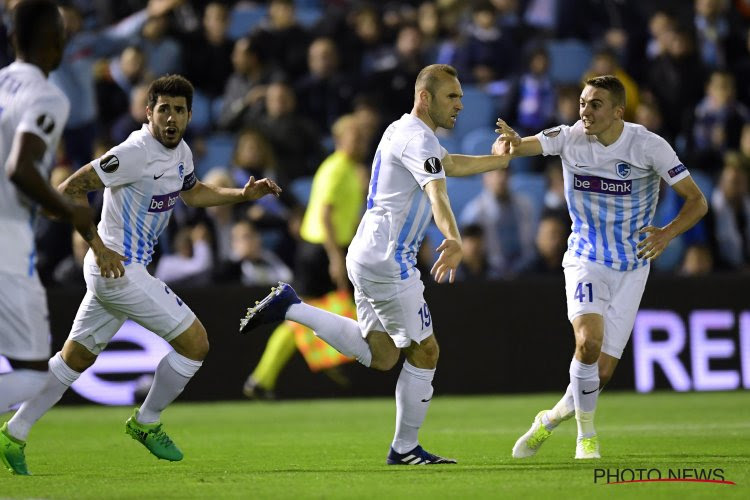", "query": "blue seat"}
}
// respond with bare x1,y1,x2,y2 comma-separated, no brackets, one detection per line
459,127,497,155
196,133,235,177
546,39,593,85
188,90,212,134
509,172,546,224
452,85,496,144
296,6,323,27
447,176,483,218
228,6,267,40
290,176,314,206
